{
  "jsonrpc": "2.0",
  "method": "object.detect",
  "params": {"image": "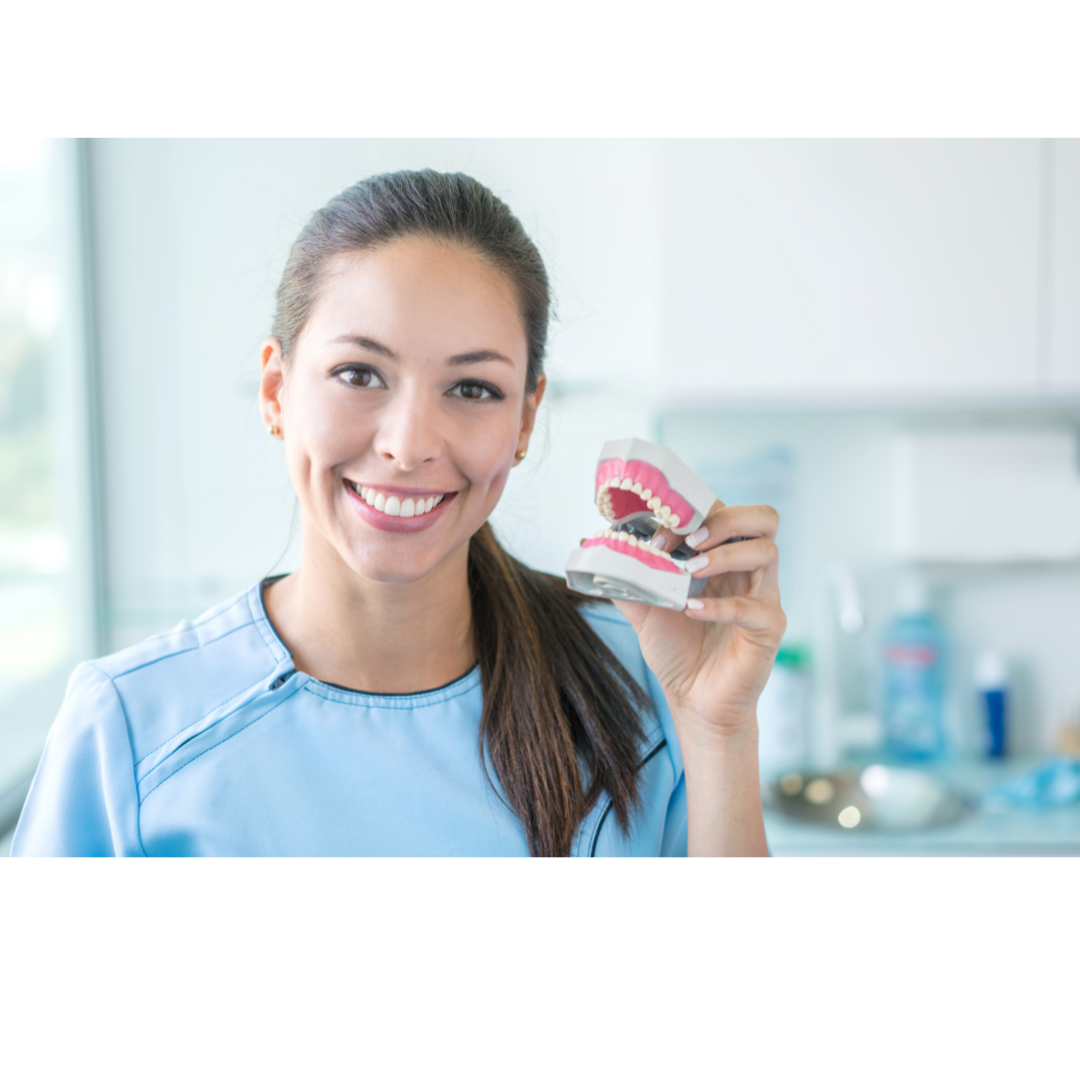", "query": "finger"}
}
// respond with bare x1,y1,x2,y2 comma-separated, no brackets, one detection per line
683,594,786,636
683,537,778,578
685,504,780,551
645,525,680,554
